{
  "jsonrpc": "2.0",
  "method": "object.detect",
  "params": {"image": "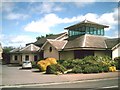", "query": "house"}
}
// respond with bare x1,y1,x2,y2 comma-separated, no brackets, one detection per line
9,32,68,64
40,39,68,60
10,20,119,64
106,38,120,59
40,20,119,60
112,42,120,59
0,43,3,60
10,44,40,64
